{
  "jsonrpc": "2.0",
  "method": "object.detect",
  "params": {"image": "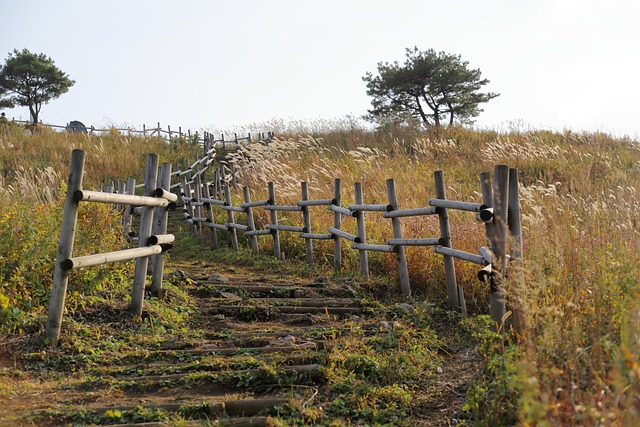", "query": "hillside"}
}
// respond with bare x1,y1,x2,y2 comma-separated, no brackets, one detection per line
1,121,639,425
